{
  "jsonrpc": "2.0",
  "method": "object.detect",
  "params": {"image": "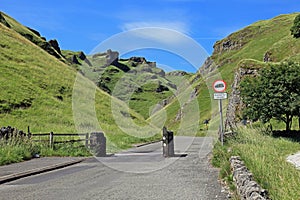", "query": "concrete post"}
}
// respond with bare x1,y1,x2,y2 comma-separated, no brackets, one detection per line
49,132,54,149
90,132,106,157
